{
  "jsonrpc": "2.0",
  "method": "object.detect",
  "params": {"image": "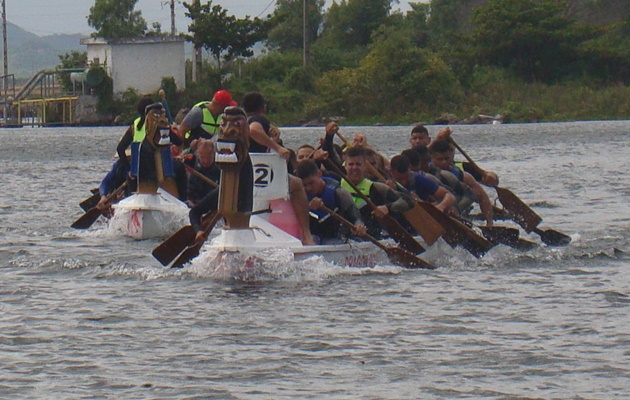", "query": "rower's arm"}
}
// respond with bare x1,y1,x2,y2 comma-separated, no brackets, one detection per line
464,172,493,226
249,121,290,160
434,186,457,213
189,188,218,232
116,127,134,169
372,182,413,213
